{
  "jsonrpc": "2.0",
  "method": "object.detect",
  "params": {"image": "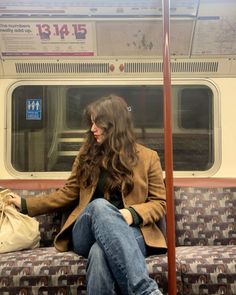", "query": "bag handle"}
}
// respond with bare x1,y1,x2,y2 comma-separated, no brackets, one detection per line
0,196,6,229
0,194,12,229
